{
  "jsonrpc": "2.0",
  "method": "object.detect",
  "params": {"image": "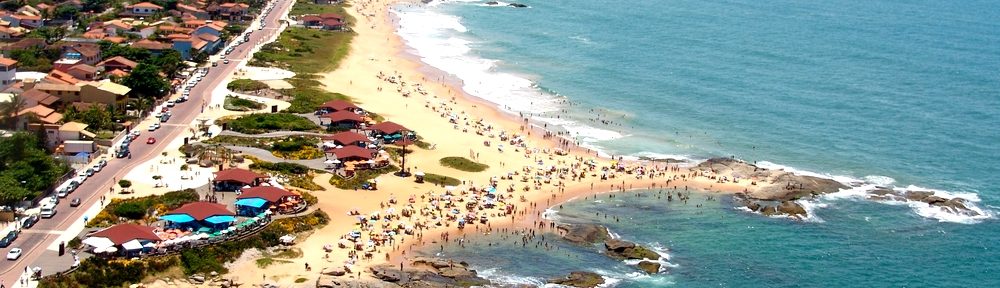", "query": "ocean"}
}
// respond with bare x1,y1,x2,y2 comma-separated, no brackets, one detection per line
393,0,1000,286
